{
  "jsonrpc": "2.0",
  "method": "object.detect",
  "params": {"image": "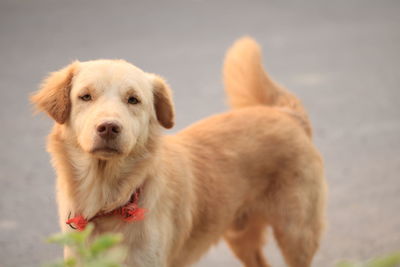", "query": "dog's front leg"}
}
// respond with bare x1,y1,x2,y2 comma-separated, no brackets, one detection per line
124,220,170,267
125,246,167,267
